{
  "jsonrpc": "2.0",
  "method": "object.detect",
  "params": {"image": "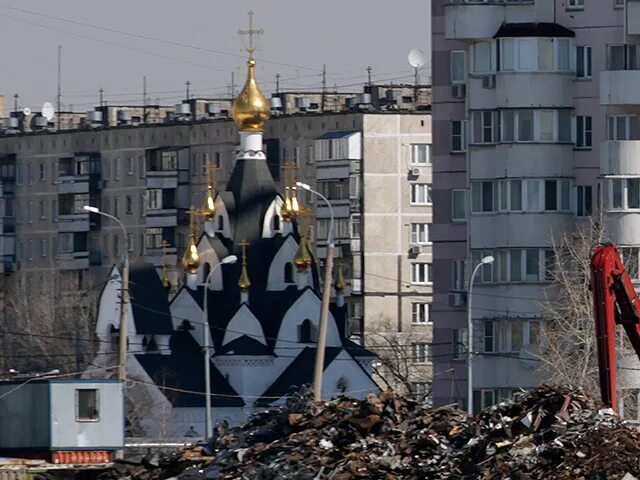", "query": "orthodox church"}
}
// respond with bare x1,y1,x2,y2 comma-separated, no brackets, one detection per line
92,52,378,437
